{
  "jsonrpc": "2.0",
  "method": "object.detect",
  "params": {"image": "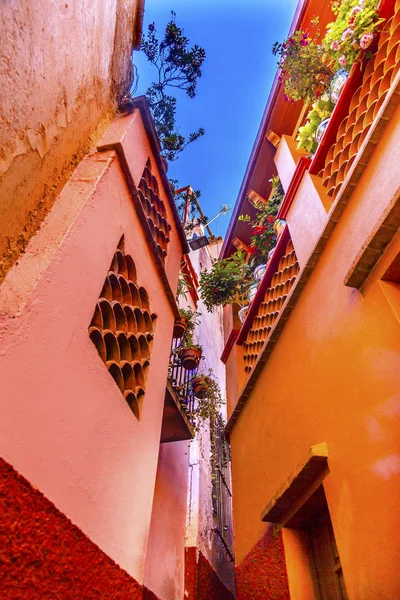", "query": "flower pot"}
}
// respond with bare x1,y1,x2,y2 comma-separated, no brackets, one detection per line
315,118,330,144
273,219,286,239
247,282,259,303
173,317,187,339
192,376,209,399
329,68,349,104
238,305,249,323
253,264,267,282
180,347,202,370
